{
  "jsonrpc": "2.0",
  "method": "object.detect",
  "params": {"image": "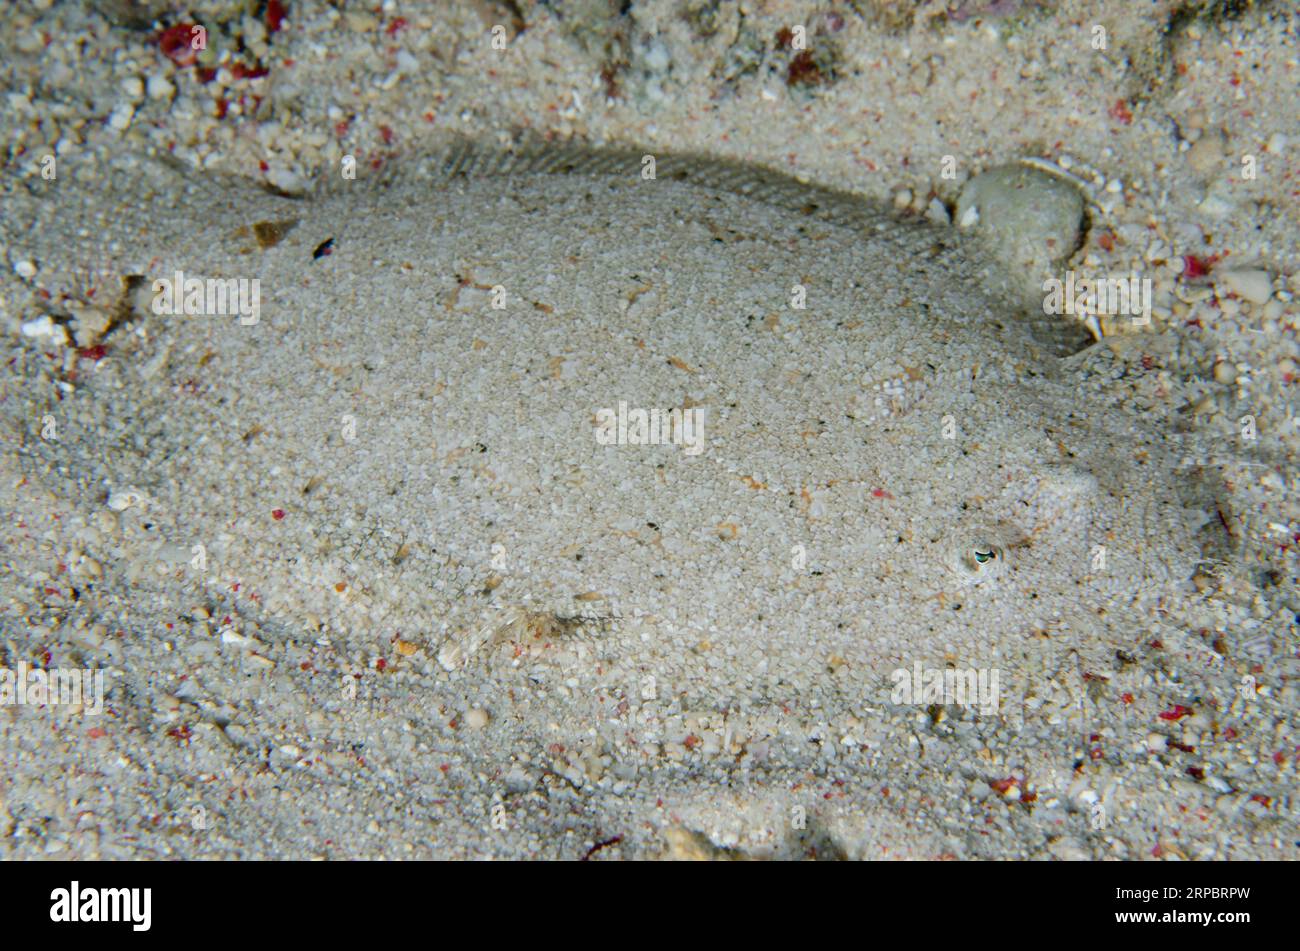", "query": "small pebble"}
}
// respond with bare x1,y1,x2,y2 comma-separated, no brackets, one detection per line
106,487,143,511
146,74,175,101
92,510,119,534
108,103,135,131
1218,268,1273,305
955,163,1085,308
466,708,490,730
20,314,55,338
266,167,305,193
1186,131,1225,178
